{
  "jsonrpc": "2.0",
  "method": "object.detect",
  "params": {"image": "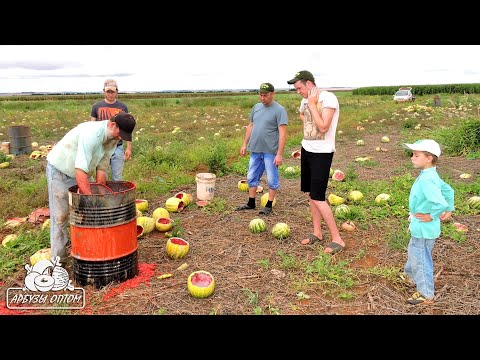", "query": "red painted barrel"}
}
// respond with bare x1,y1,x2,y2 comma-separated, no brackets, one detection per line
70,221,137,260
68,181,138,288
